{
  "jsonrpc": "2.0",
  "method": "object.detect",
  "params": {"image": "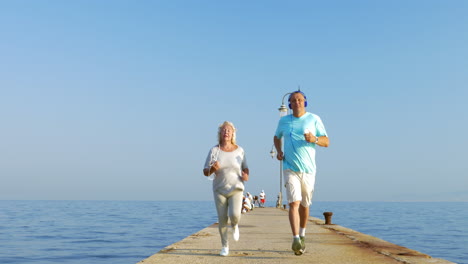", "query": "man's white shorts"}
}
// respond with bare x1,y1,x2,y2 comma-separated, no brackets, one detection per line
284,169,315,207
